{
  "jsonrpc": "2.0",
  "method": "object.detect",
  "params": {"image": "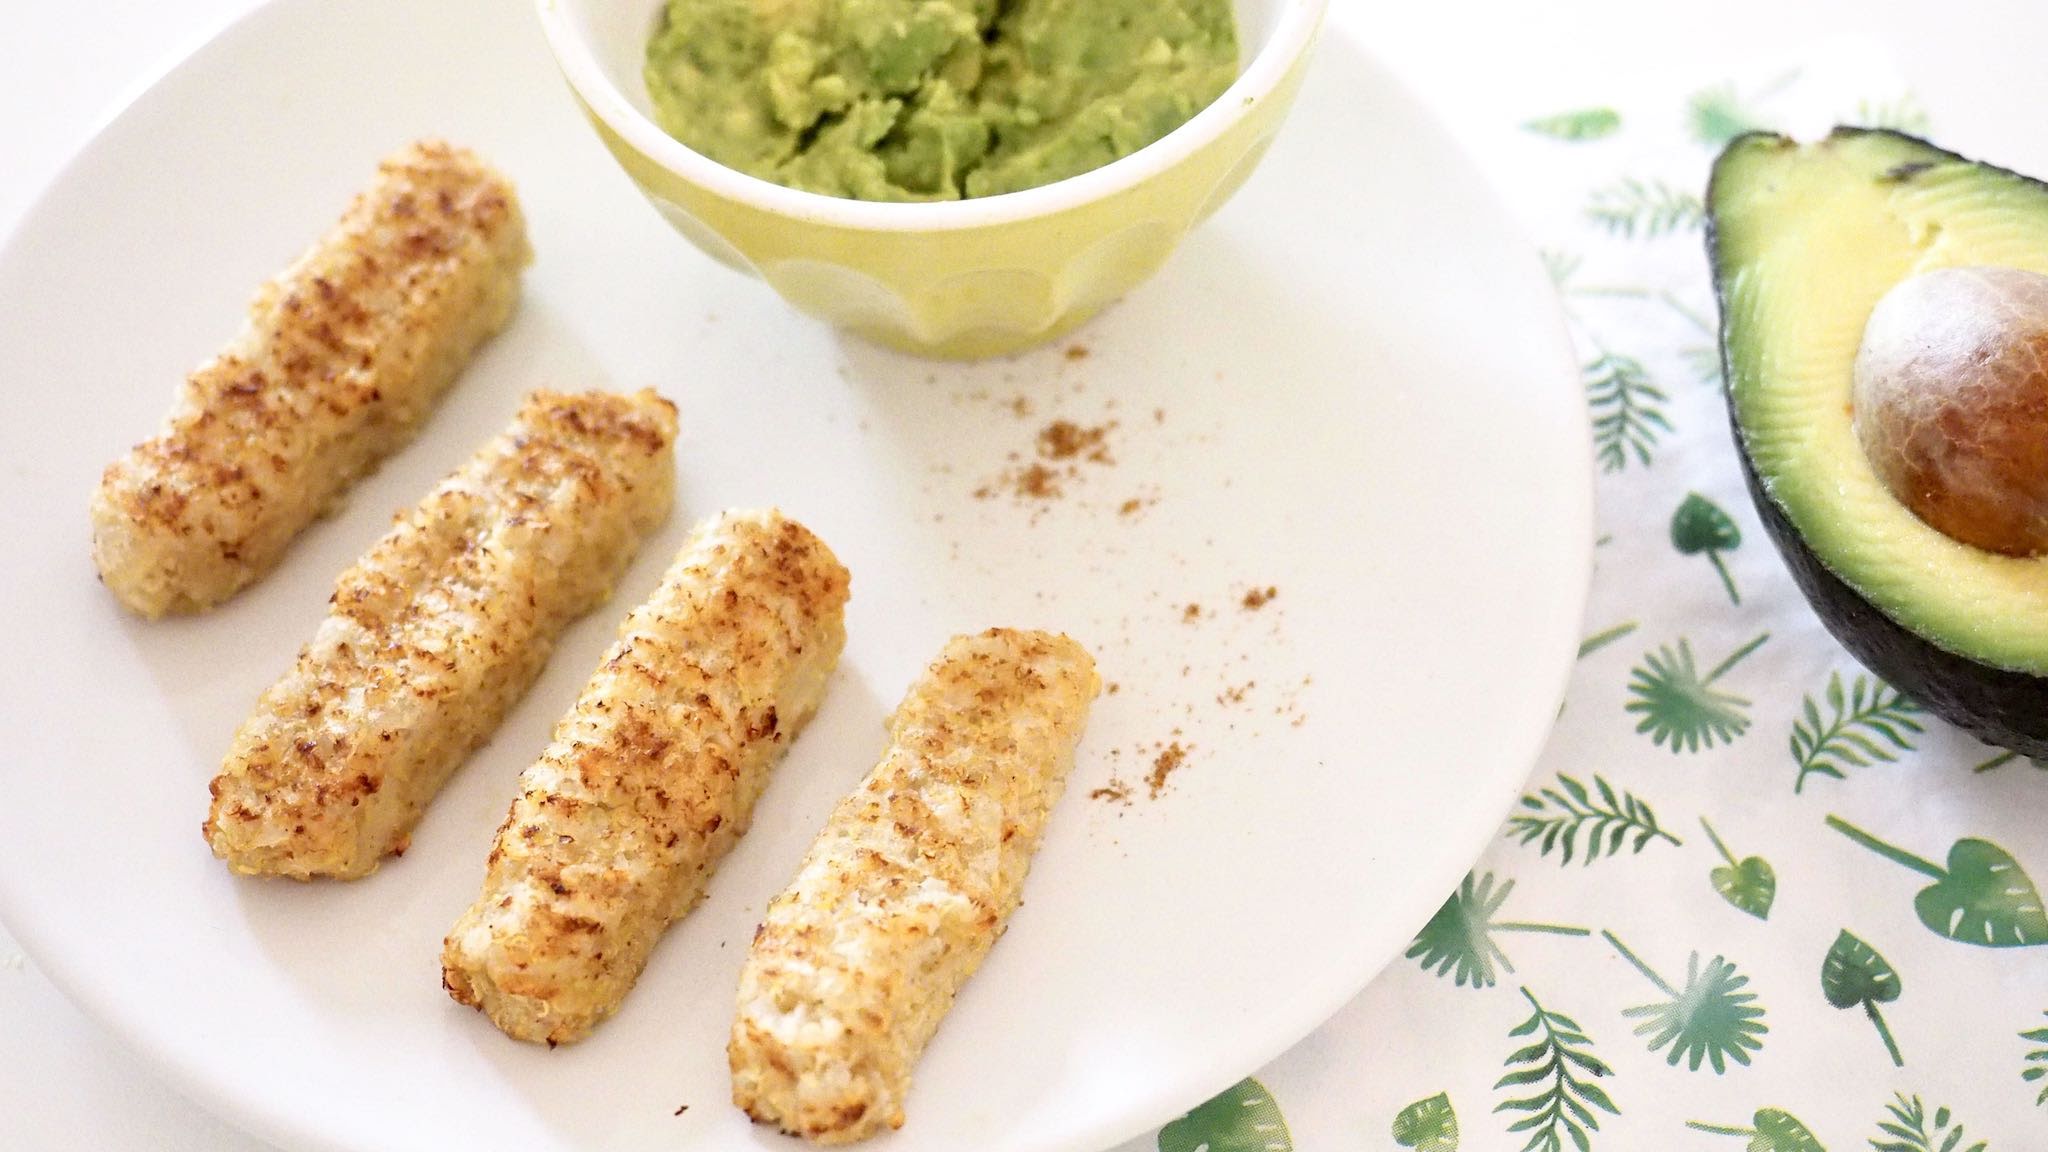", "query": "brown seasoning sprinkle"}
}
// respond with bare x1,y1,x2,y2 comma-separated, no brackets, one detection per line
1089,780,1132,804
1036,419,1116,465
1017,463,1062,499
1147,742,1189,798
